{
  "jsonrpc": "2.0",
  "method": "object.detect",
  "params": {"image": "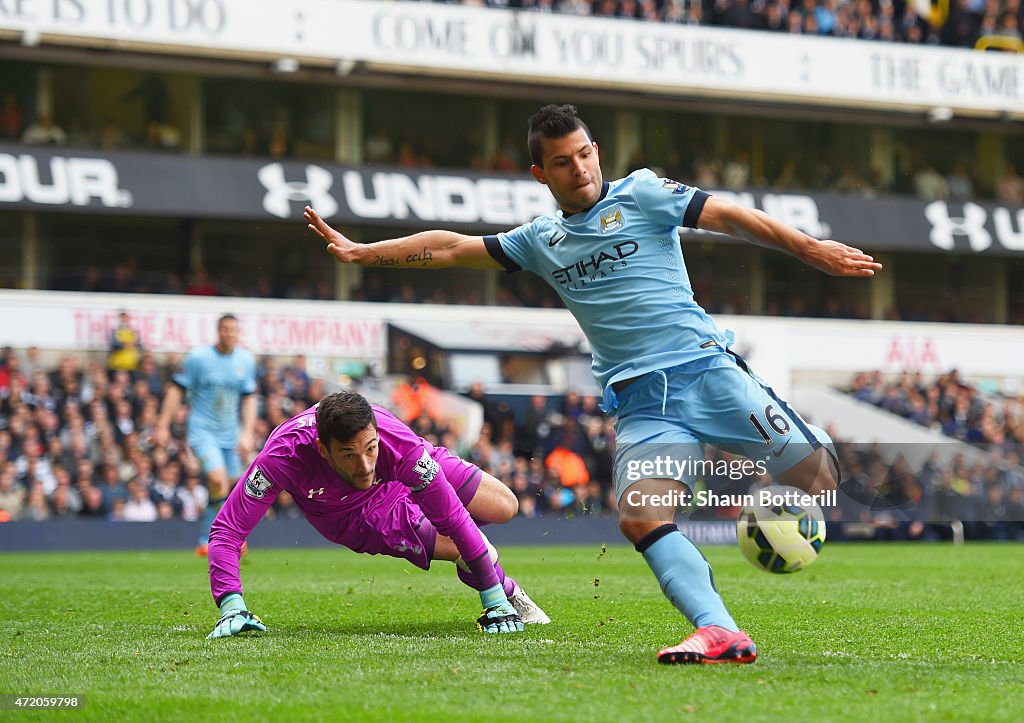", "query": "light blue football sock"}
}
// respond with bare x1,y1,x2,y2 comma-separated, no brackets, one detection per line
638,524,739,632
199,498,224,546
